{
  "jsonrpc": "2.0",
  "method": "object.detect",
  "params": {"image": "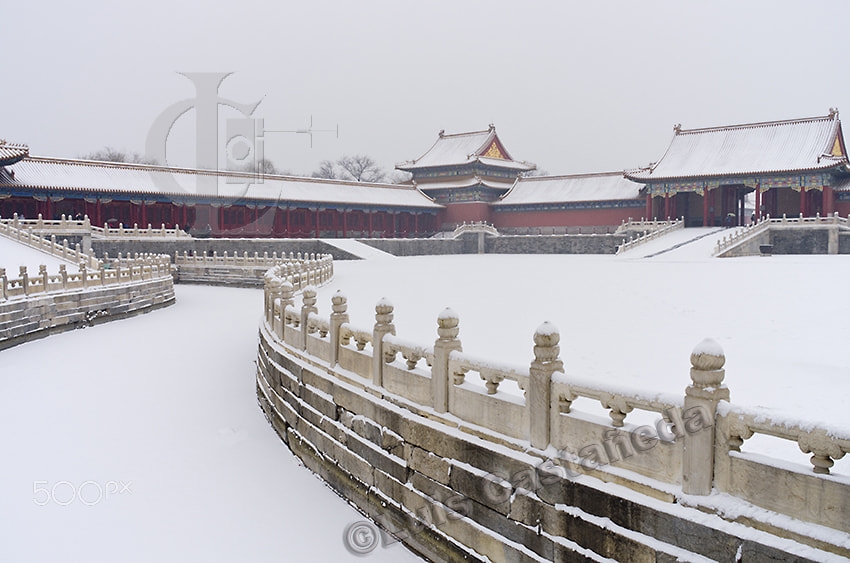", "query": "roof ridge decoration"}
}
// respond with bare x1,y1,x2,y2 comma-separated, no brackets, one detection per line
674,111,838,136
